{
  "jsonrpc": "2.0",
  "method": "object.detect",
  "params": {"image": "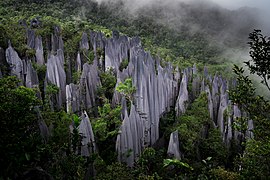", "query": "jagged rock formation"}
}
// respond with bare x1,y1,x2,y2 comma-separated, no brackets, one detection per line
2,26,254,166
66,83,80,114
25,61,39,89
78,111,96,157
45,50,66,109
79,60,101,111
116,105,144,167
5,44,23,80
175,69,189,116
167,130,181,160
35,35,45,65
